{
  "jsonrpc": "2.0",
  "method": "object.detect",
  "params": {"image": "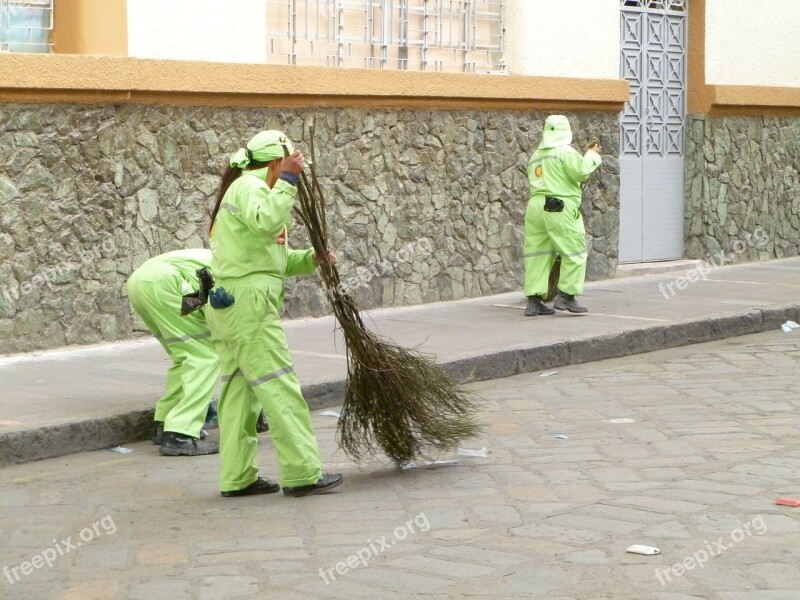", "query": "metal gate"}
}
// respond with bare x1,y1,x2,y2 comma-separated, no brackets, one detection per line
618,0,687,262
